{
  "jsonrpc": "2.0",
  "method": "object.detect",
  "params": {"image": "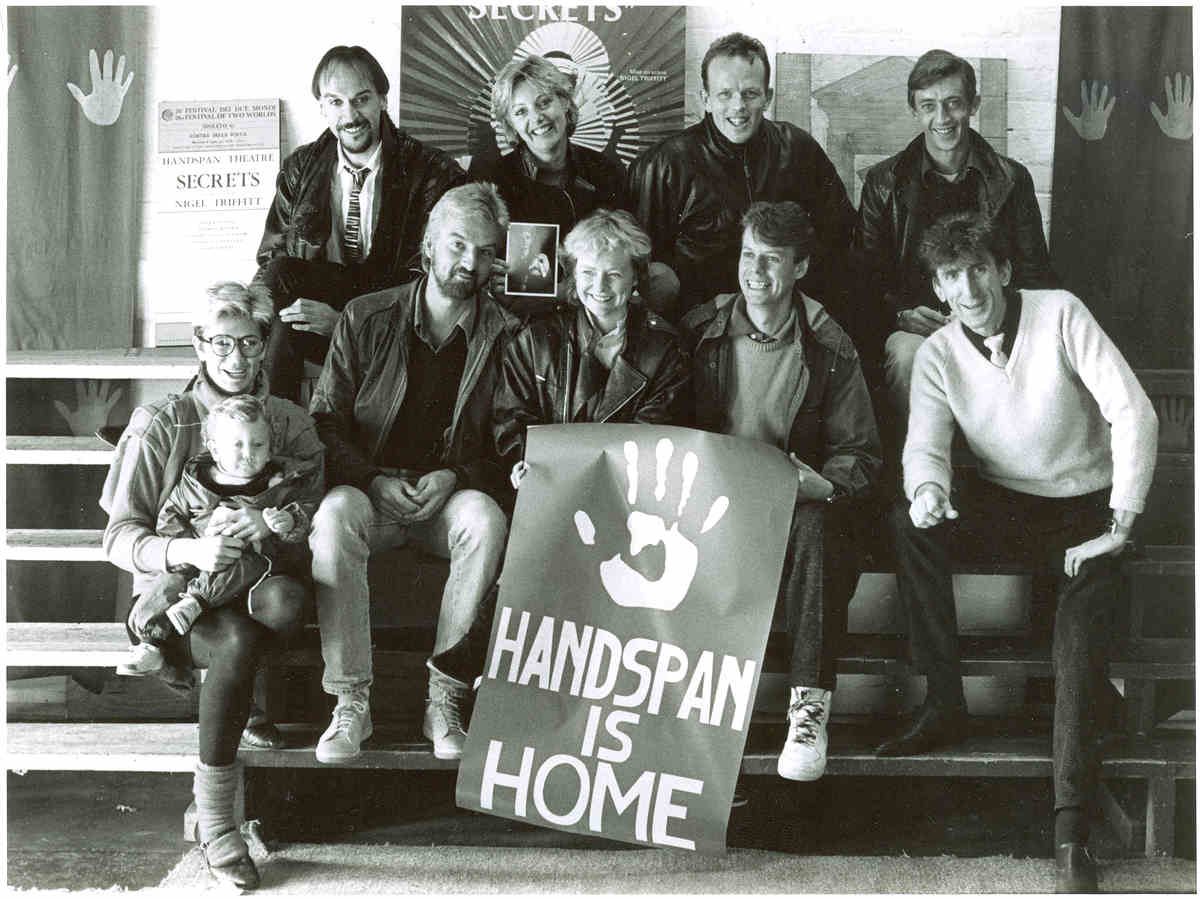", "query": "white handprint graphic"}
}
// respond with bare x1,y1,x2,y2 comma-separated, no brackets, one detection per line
574,438,729,612
67,48,134,126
